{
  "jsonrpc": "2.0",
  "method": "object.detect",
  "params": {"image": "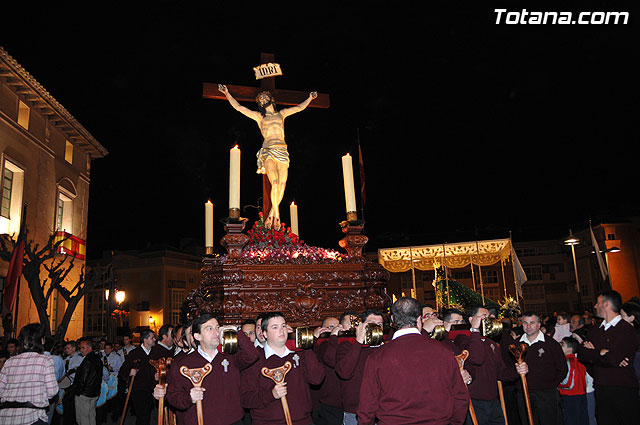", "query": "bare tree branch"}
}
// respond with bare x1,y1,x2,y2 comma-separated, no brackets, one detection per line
0,228,100,342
